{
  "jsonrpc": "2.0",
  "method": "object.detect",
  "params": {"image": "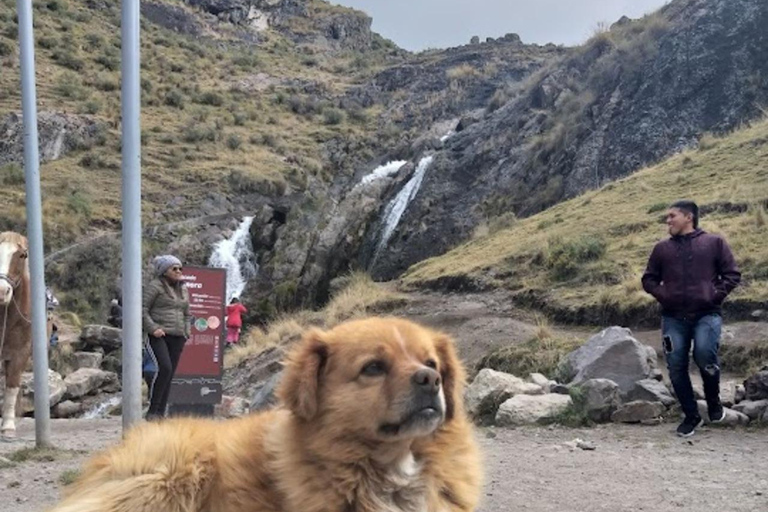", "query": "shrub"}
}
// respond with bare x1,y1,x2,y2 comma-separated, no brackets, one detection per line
52,48,84,71
323,108,344,126
0,39,12,57
0,163,25,186
164,89,185,109
546,234,607,281
196,91,223,106
226,134,242,150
